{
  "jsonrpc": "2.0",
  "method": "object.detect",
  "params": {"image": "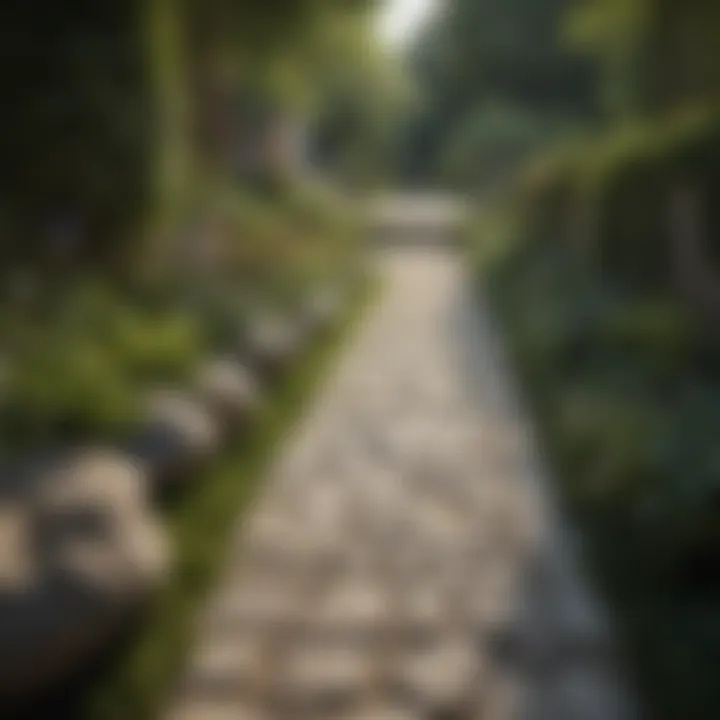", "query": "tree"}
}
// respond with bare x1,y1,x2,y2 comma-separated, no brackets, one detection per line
566,0,720,117
399,0,597,184
310,20,415,185
440,102,578,190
